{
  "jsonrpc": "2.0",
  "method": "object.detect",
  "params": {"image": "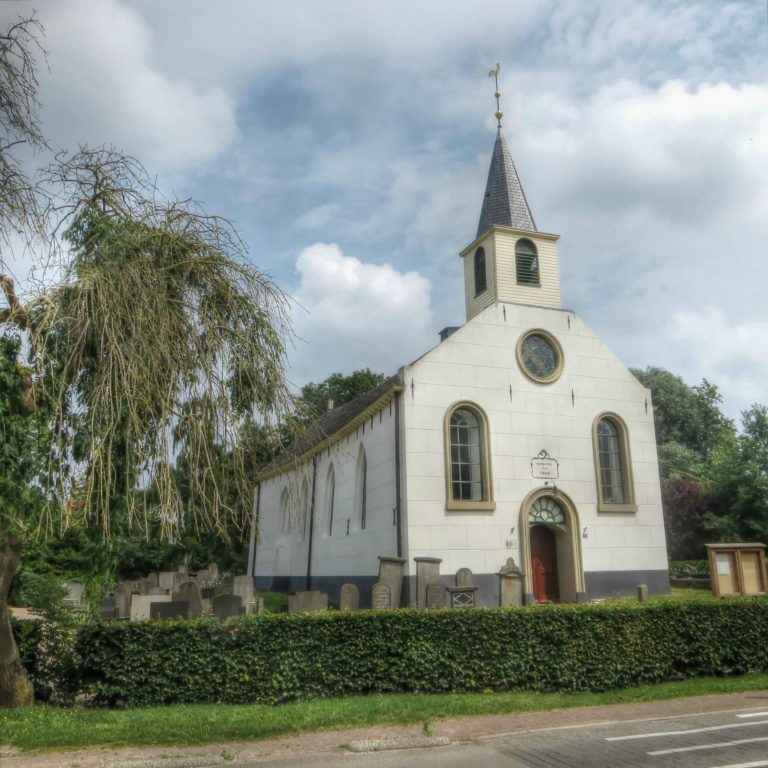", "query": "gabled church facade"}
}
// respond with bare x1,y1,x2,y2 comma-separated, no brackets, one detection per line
250,116,669,607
